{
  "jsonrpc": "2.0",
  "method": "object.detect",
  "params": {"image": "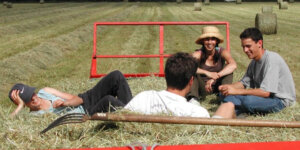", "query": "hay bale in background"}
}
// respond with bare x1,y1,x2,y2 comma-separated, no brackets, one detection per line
40,0,44,4
177,0,182,4
279,2,288,9
277,0,282,4
3,1,8,6
204,0,209,5
262,6,273,13
236,0,242,4
255,13,277,35
6,2,12,8
197,0,201,2
123,0,128,2
289,0,294,3
194,2,202,11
